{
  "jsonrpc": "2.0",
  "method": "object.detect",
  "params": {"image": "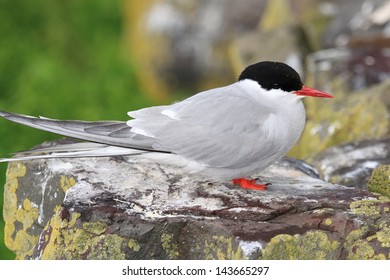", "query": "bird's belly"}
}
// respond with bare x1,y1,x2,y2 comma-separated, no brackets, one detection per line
207,108,306,180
